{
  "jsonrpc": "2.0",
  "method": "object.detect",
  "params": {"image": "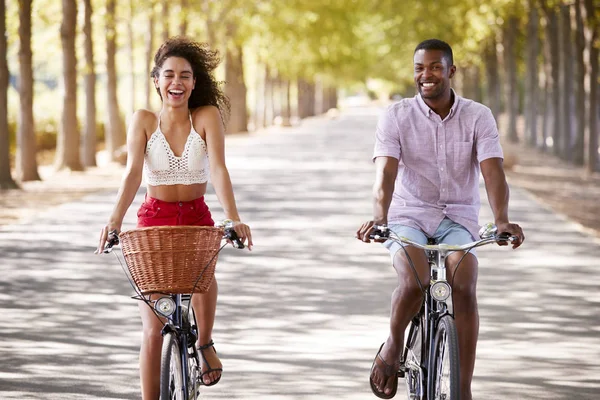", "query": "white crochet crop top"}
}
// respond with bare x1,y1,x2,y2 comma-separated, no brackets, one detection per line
143,112,209,186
